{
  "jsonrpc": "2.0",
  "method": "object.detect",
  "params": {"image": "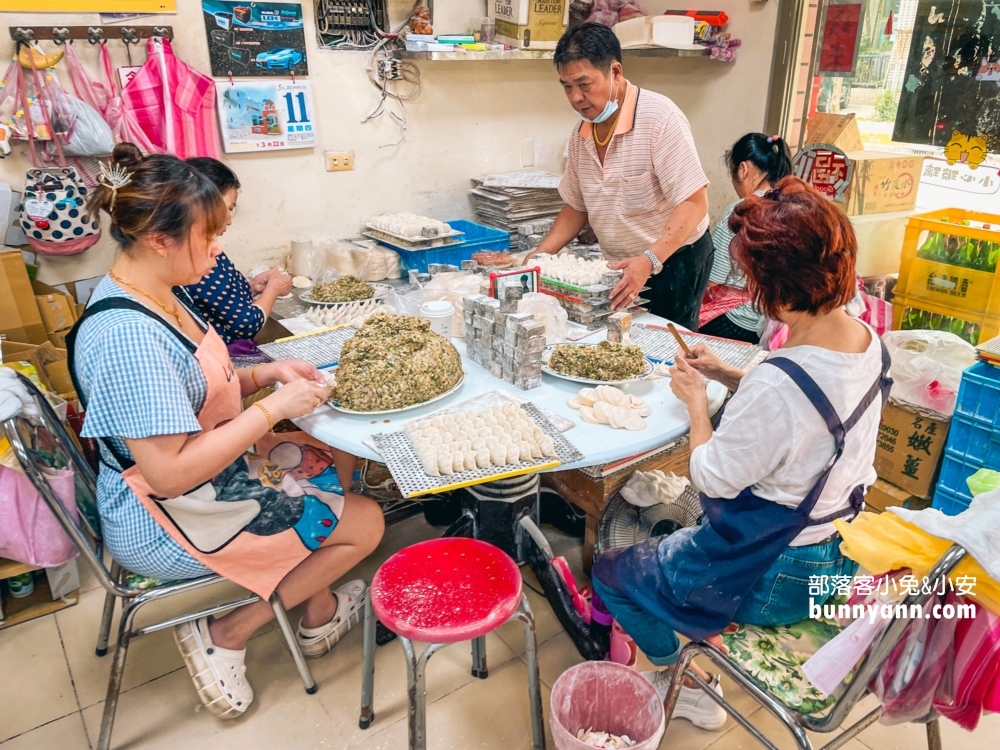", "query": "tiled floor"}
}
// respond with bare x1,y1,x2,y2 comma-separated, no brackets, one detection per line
2,514,996,749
